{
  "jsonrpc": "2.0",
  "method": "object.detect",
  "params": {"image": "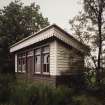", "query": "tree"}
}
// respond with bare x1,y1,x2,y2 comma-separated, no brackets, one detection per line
70,0,105,86
69,12,97,86
0,0,49,45
0,0,49,73
69,12,91,44
83,0,105,85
